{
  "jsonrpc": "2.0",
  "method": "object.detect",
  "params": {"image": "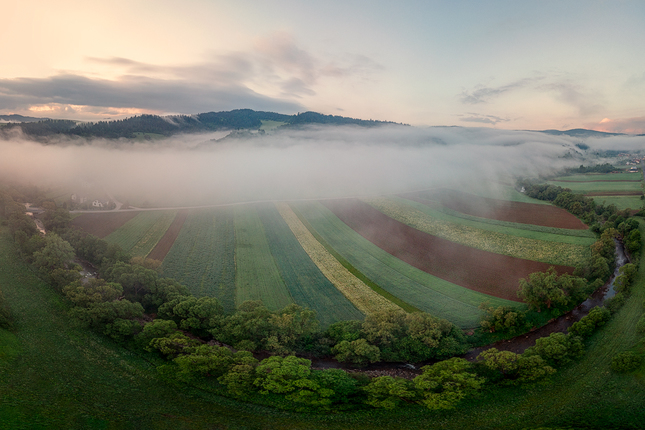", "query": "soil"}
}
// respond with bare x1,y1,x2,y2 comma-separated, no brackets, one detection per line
401,189,588,230
147,210,189,261
70,211,139,238
322,198,574,301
